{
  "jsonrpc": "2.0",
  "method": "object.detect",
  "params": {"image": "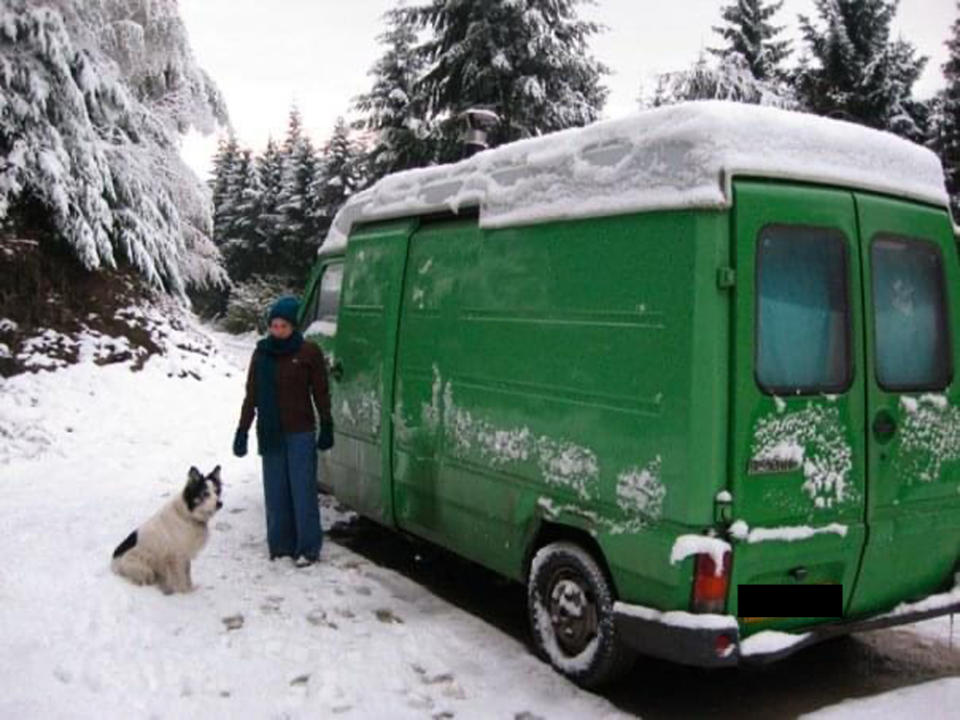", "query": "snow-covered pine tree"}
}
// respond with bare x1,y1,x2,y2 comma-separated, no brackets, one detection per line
646,51,797,108
220,149,264,282
797,0,927,139
410,0,609,158
209,131,240,247
354,6,434,182
931,3,960,218
313,117,365,230
276,107,321,281
709,0,791,81
255,136,285,264
0,0,227,295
